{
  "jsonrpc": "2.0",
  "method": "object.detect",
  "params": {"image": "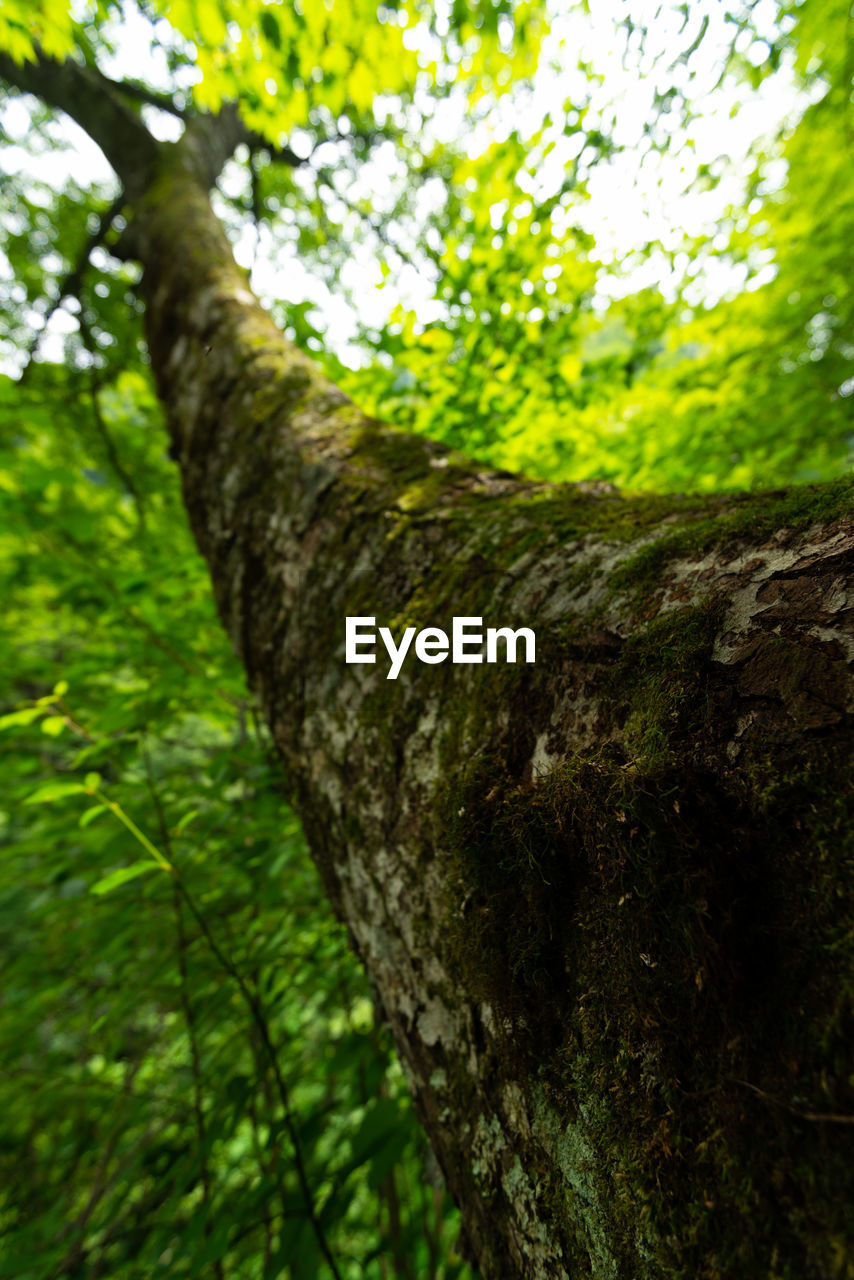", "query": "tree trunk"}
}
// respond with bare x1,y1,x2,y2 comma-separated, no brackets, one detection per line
6,68,854,1275
136,158,854,1280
